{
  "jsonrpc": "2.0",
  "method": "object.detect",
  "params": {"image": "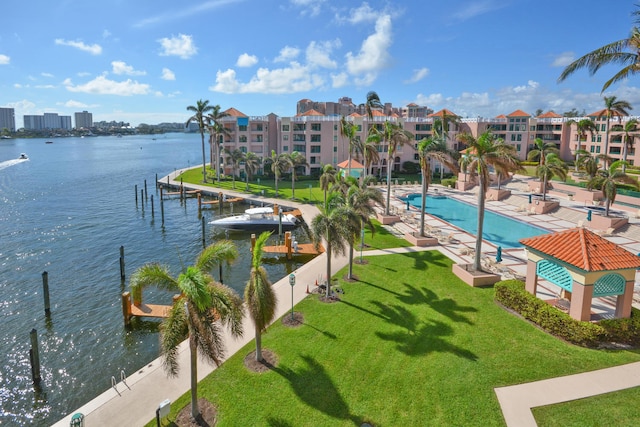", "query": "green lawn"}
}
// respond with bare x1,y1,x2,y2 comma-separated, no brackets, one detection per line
532,387,640,427
362,218,413,250
152,251,640,426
